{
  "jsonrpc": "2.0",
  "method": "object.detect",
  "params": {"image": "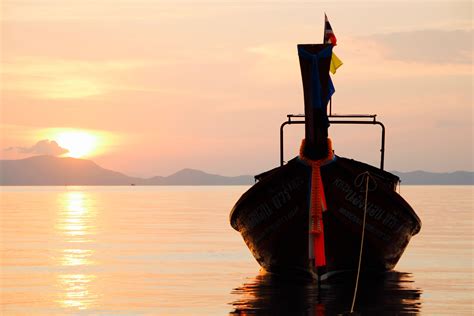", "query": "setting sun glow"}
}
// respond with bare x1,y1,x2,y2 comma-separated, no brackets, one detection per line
55,132,98,158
